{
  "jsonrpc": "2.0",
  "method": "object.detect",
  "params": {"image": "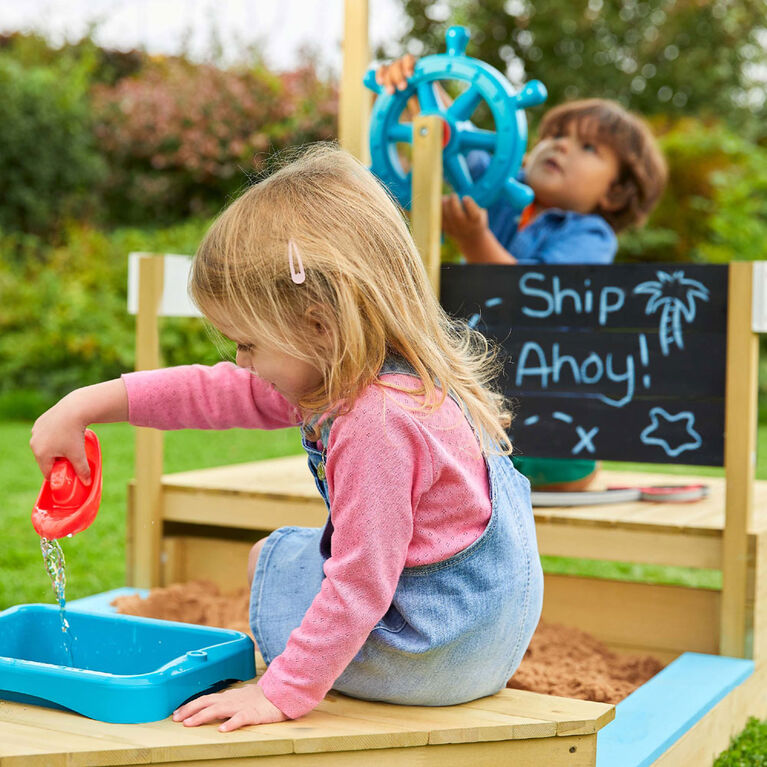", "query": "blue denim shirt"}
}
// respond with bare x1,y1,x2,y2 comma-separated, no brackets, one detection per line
467,151,618,265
